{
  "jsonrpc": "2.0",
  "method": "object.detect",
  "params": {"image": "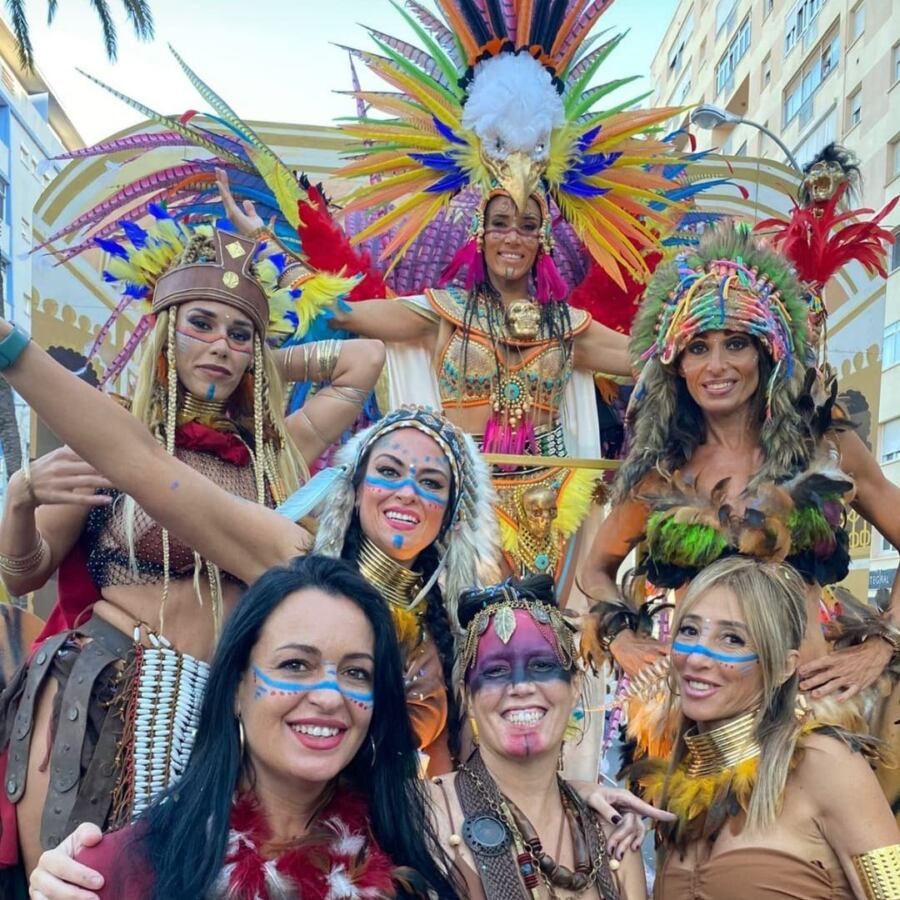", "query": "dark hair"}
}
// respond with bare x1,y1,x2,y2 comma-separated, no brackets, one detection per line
457,575,559,631
342,450,461,761
126,556,458,899
663,337,773,473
